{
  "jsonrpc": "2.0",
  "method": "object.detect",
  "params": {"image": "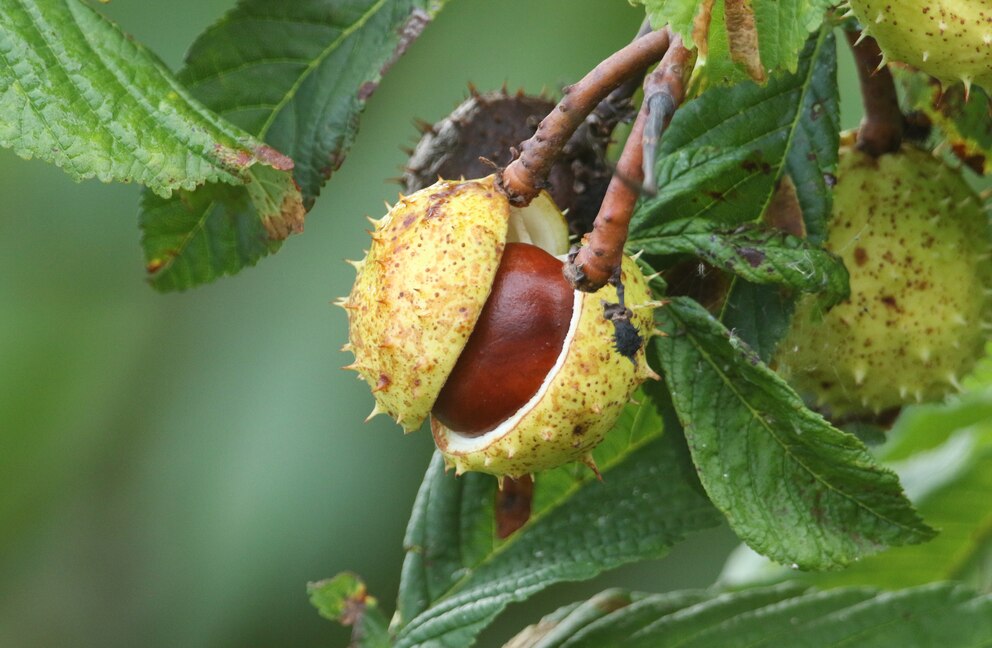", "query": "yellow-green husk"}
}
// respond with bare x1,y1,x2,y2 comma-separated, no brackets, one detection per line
776,143,992,414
